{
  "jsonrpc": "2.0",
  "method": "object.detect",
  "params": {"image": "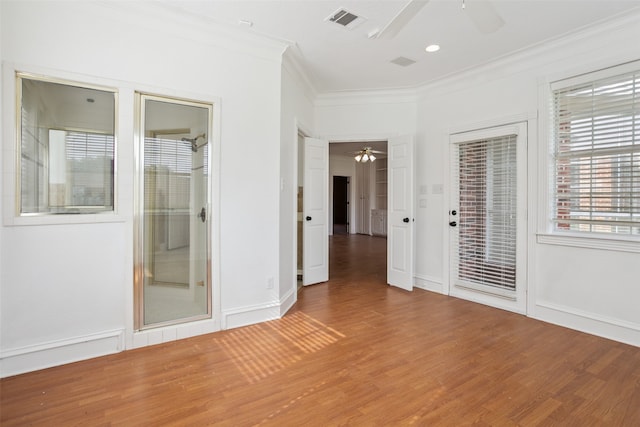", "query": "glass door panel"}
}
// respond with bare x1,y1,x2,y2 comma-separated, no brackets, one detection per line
136,95,211,329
